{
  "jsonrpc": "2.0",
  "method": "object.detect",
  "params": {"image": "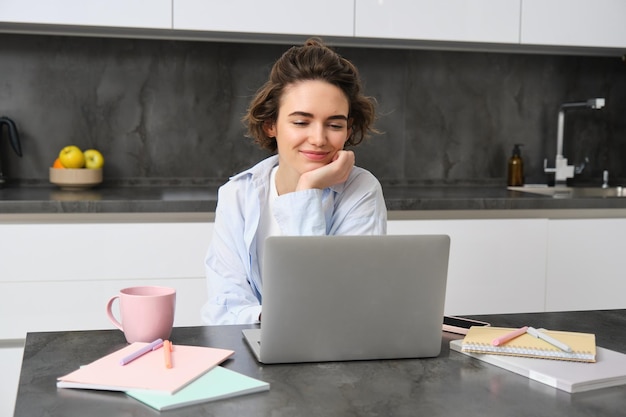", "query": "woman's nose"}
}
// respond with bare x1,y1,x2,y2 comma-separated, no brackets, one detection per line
308,125,326,146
